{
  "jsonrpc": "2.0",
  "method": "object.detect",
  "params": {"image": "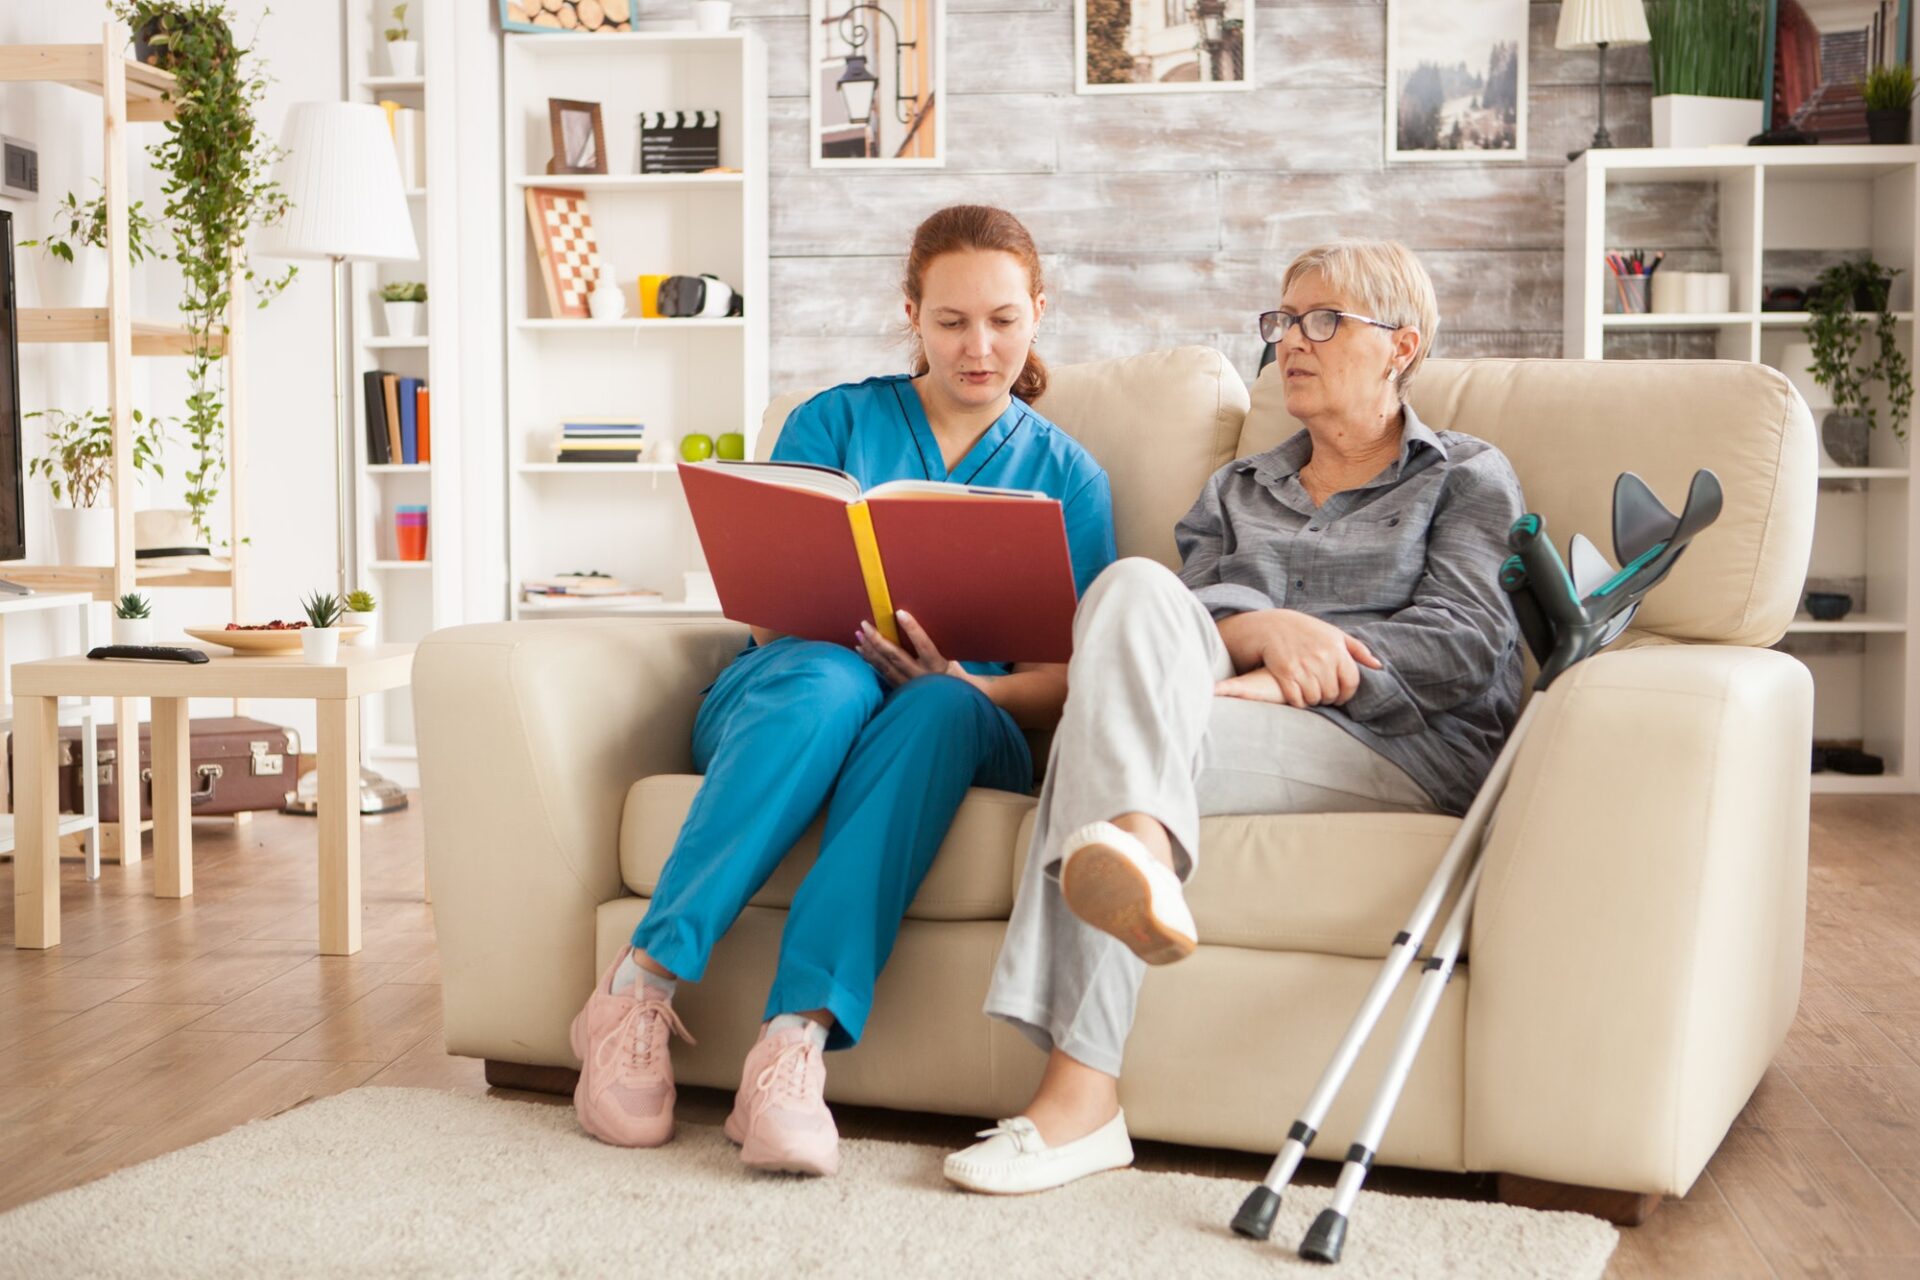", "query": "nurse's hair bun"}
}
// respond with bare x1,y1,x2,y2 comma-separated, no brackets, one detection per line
904,205,1048,402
